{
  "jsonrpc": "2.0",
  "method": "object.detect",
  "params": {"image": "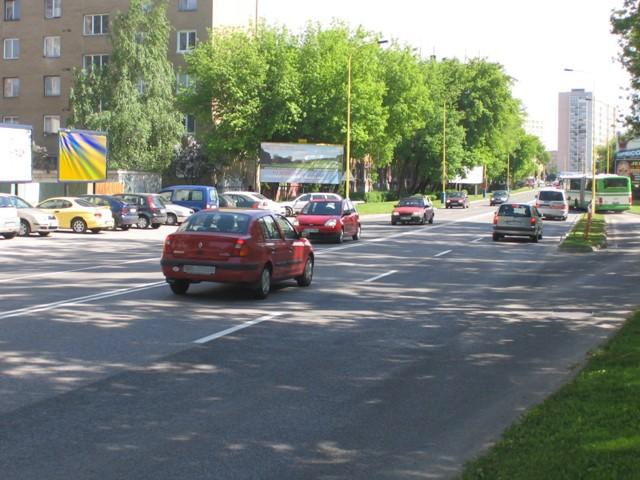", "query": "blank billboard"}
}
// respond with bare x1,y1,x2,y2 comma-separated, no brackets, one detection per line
0,124,32,183
58,129,108,182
